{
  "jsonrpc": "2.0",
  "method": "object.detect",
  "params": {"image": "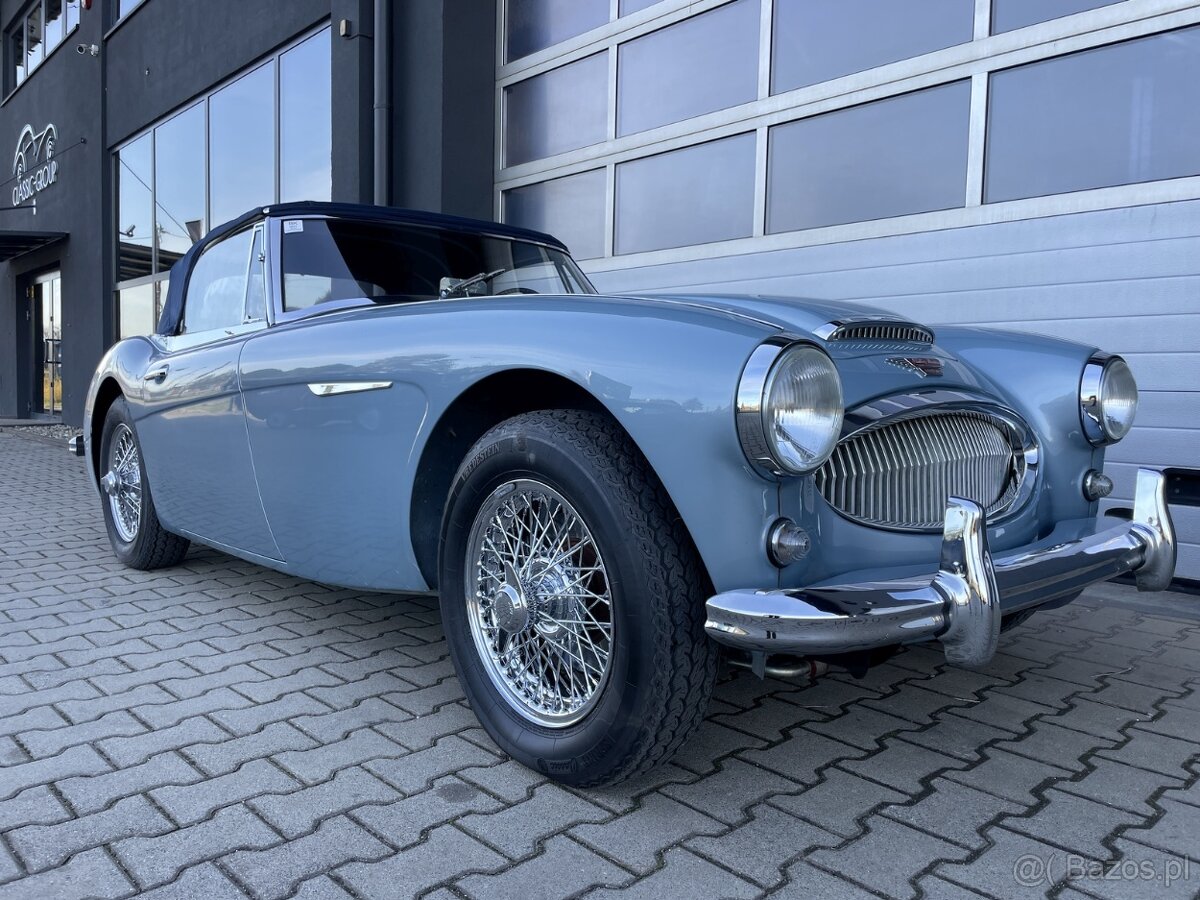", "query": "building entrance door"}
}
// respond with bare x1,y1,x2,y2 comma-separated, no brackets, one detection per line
29,270,62,416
